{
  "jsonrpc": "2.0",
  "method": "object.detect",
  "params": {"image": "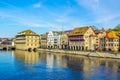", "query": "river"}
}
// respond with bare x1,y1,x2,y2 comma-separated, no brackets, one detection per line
0,50,120,80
